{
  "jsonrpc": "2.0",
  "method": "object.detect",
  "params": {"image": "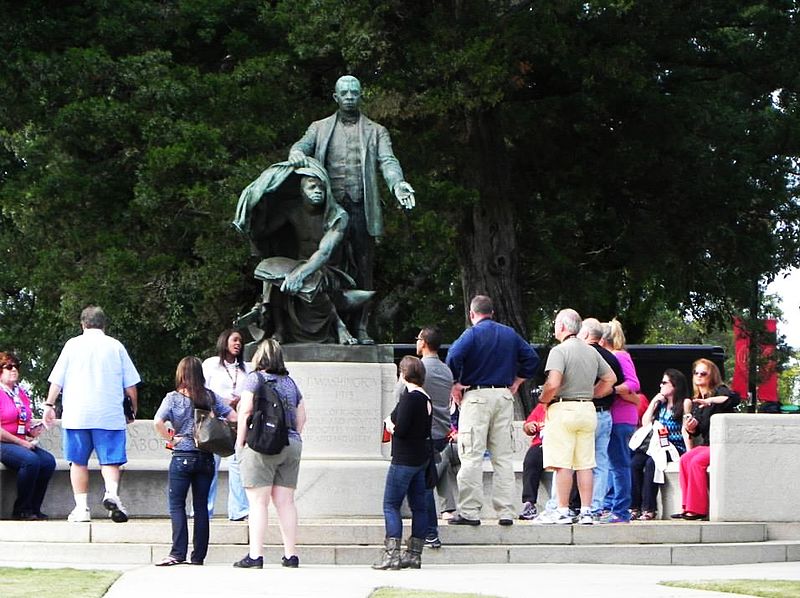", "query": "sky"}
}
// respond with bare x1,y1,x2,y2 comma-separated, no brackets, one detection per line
767,267,800,349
